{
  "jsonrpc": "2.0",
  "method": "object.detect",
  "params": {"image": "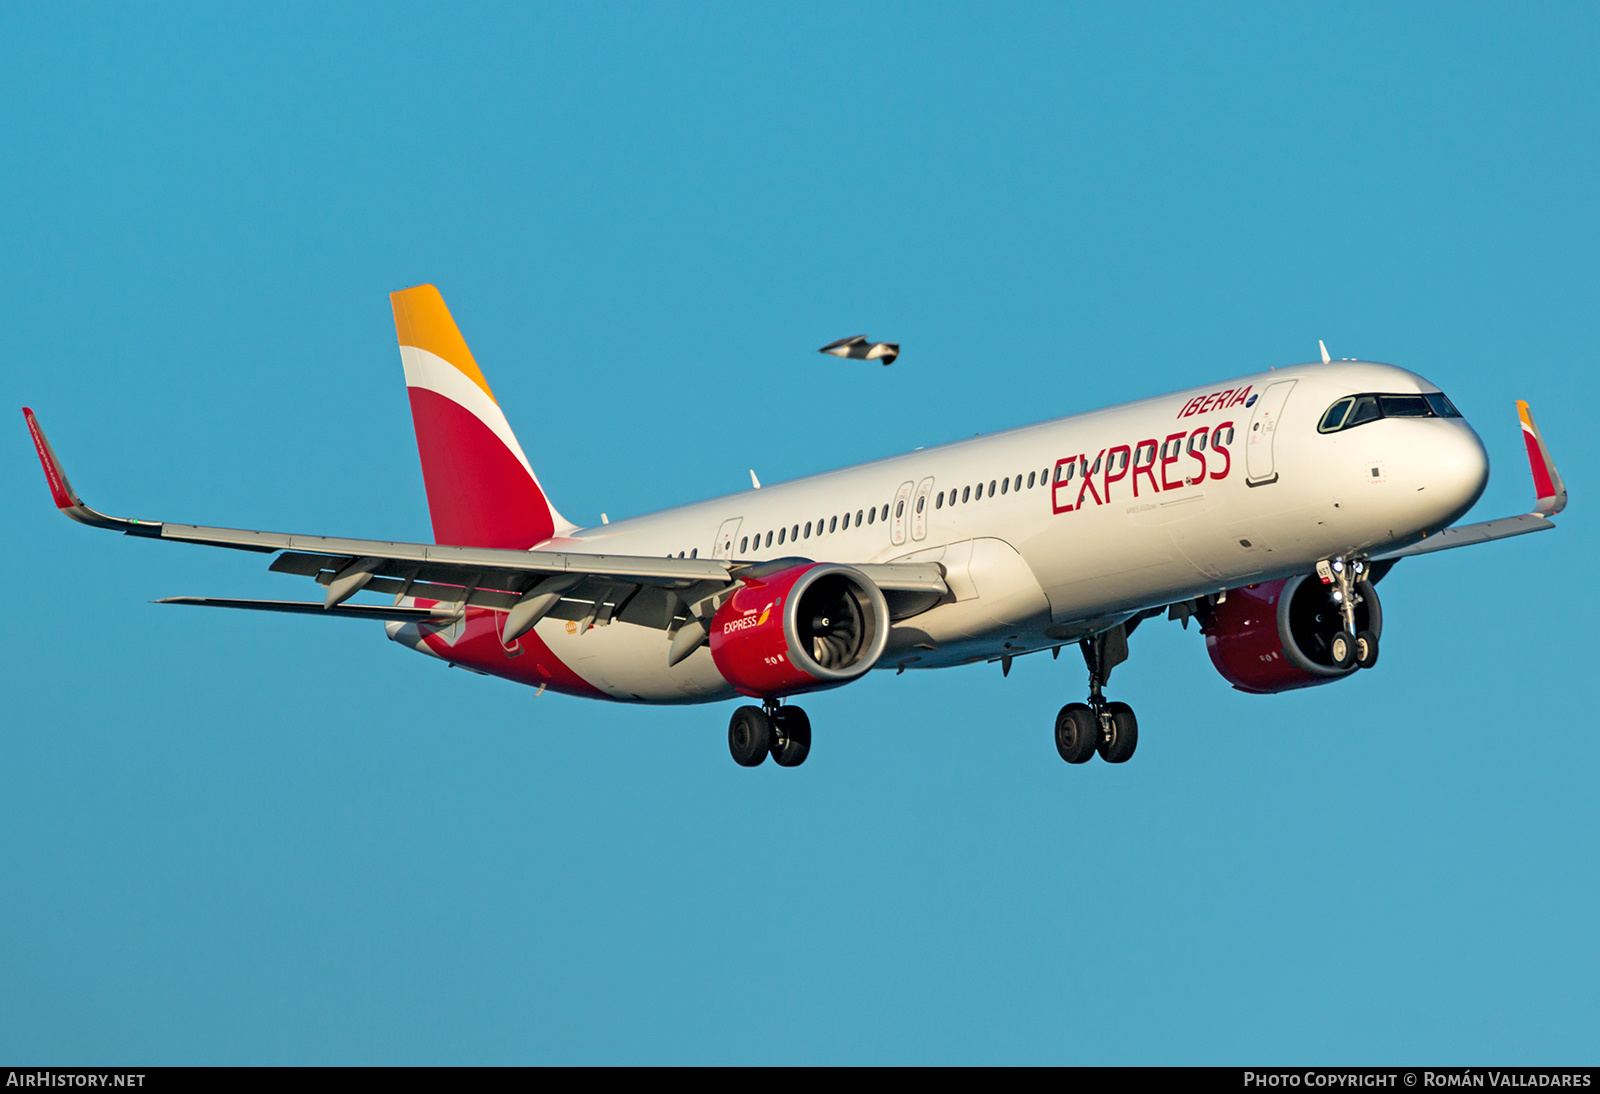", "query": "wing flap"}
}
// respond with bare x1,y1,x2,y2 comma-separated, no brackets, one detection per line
155,597,455,622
